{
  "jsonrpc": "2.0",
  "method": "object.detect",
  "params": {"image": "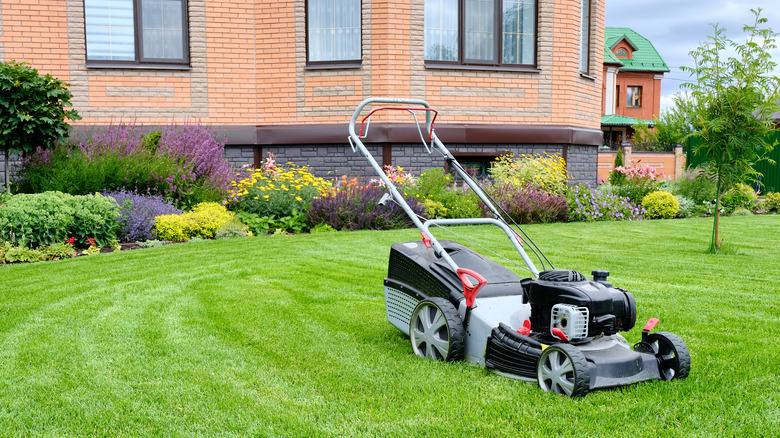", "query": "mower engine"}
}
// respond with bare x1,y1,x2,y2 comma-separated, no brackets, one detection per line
525,269,636,342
